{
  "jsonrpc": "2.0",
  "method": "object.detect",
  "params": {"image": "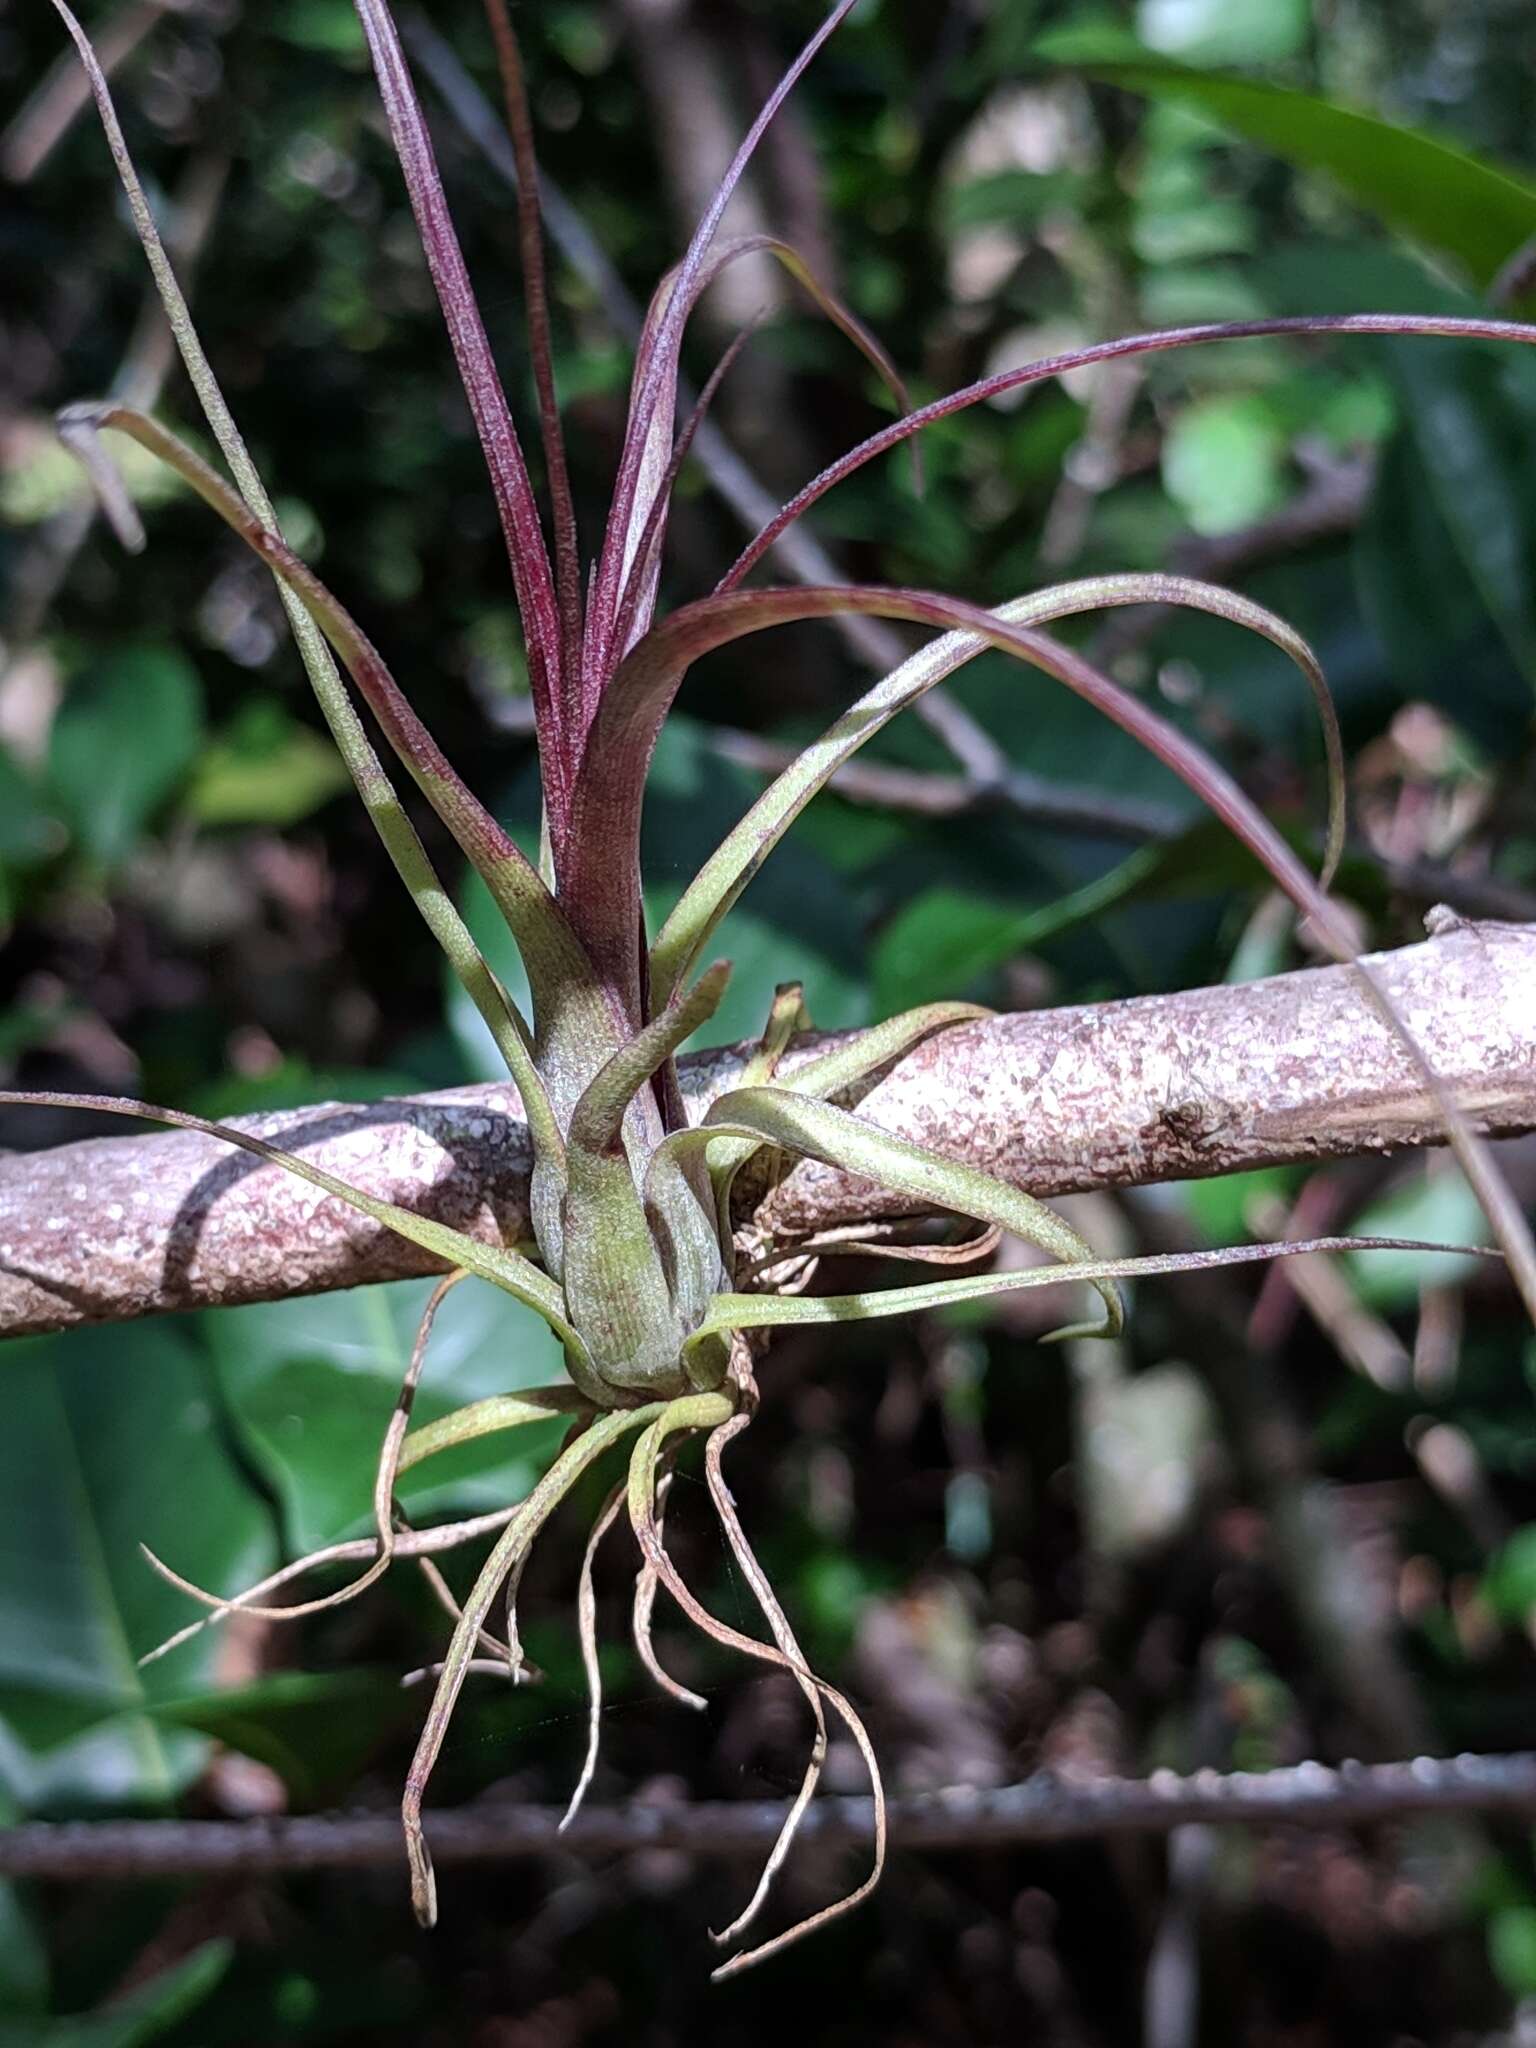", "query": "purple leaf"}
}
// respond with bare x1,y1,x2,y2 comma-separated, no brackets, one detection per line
354,0,569,827
558,583,1333,1013
584,0,860,687
481,0,584,706
602,234,914,673
718,313,1536,591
